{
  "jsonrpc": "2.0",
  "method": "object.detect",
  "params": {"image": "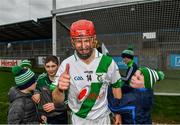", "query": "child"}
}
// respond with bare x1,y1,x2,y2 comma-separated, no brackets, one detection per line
108,67,165,124
32,55,68,124
19,59,32,69
119,47,138,124
8,66,39,124
130,67,165,123
130,67,165,89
